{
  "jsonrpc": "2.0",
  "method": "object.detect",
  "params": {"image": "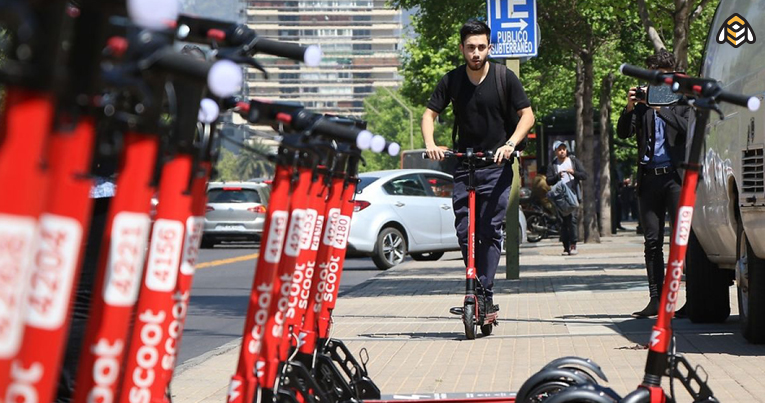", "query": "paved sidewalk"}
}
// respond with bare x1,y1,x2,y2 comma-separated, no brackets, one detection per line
171,229,765,402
